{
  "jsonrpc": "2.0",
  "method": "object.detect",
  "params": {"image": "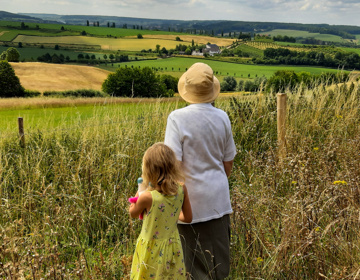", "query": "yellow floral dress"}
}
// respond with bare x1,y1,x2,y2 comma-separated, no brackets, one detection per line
130,185,186,280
